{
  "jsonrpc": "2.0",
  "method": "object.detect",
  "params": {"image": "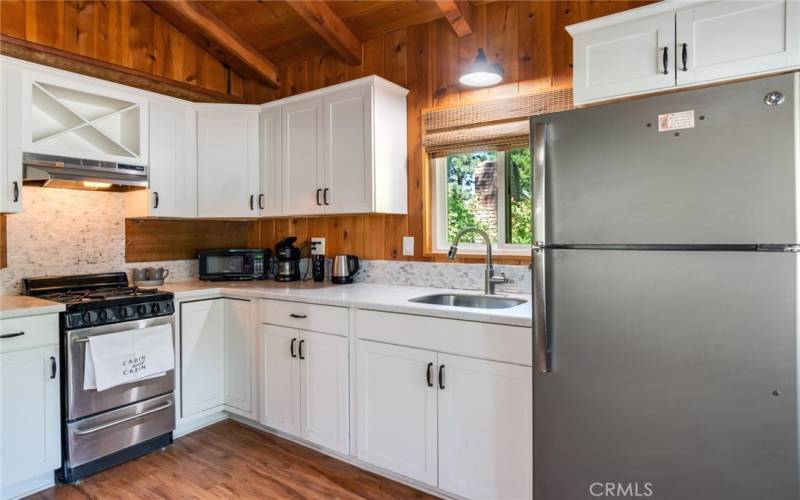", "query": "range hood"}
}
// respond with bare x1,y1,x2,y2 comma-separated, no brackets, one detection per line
23,152,148,191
